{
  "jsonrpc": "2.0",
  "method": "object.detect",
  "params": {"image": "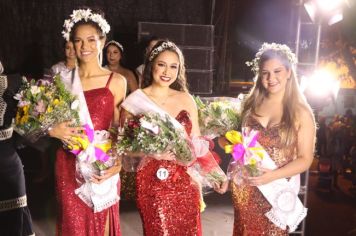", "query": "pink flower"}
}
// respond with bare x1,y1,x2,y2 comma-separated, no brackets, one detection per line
35,100,46,113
